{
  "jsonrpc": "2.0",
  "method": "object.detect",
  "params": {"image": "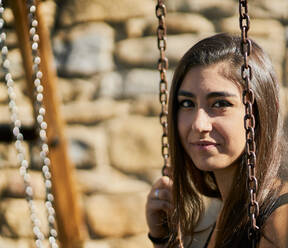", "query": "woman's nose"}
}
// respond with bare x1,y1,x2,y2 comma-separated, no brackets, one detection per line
191,109,212,133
